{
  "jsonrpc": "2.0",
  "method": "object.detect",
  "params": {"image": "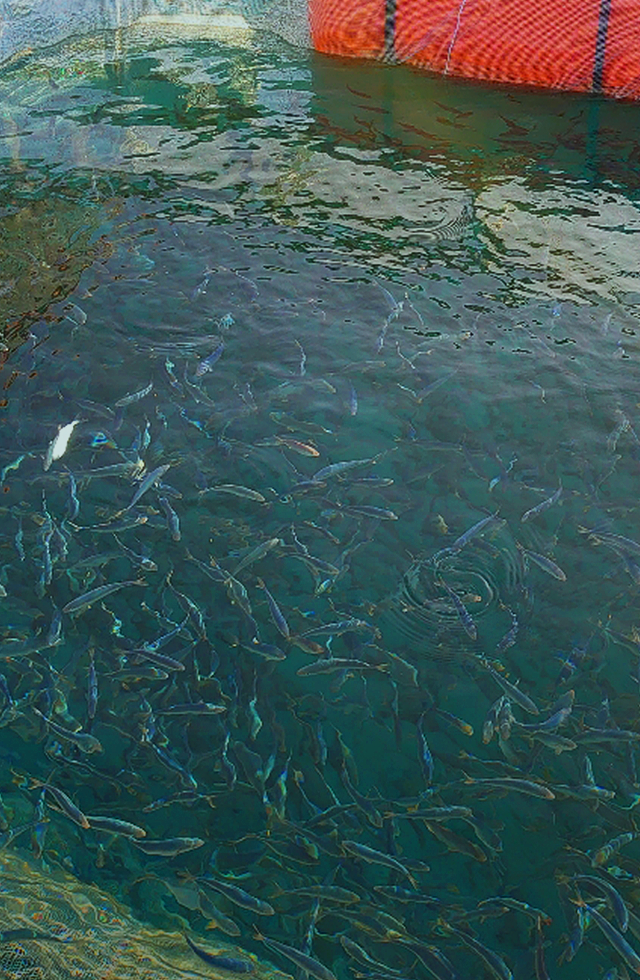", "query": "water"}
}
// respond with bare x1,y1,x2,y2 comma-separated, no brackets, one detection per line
1,11,640,980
